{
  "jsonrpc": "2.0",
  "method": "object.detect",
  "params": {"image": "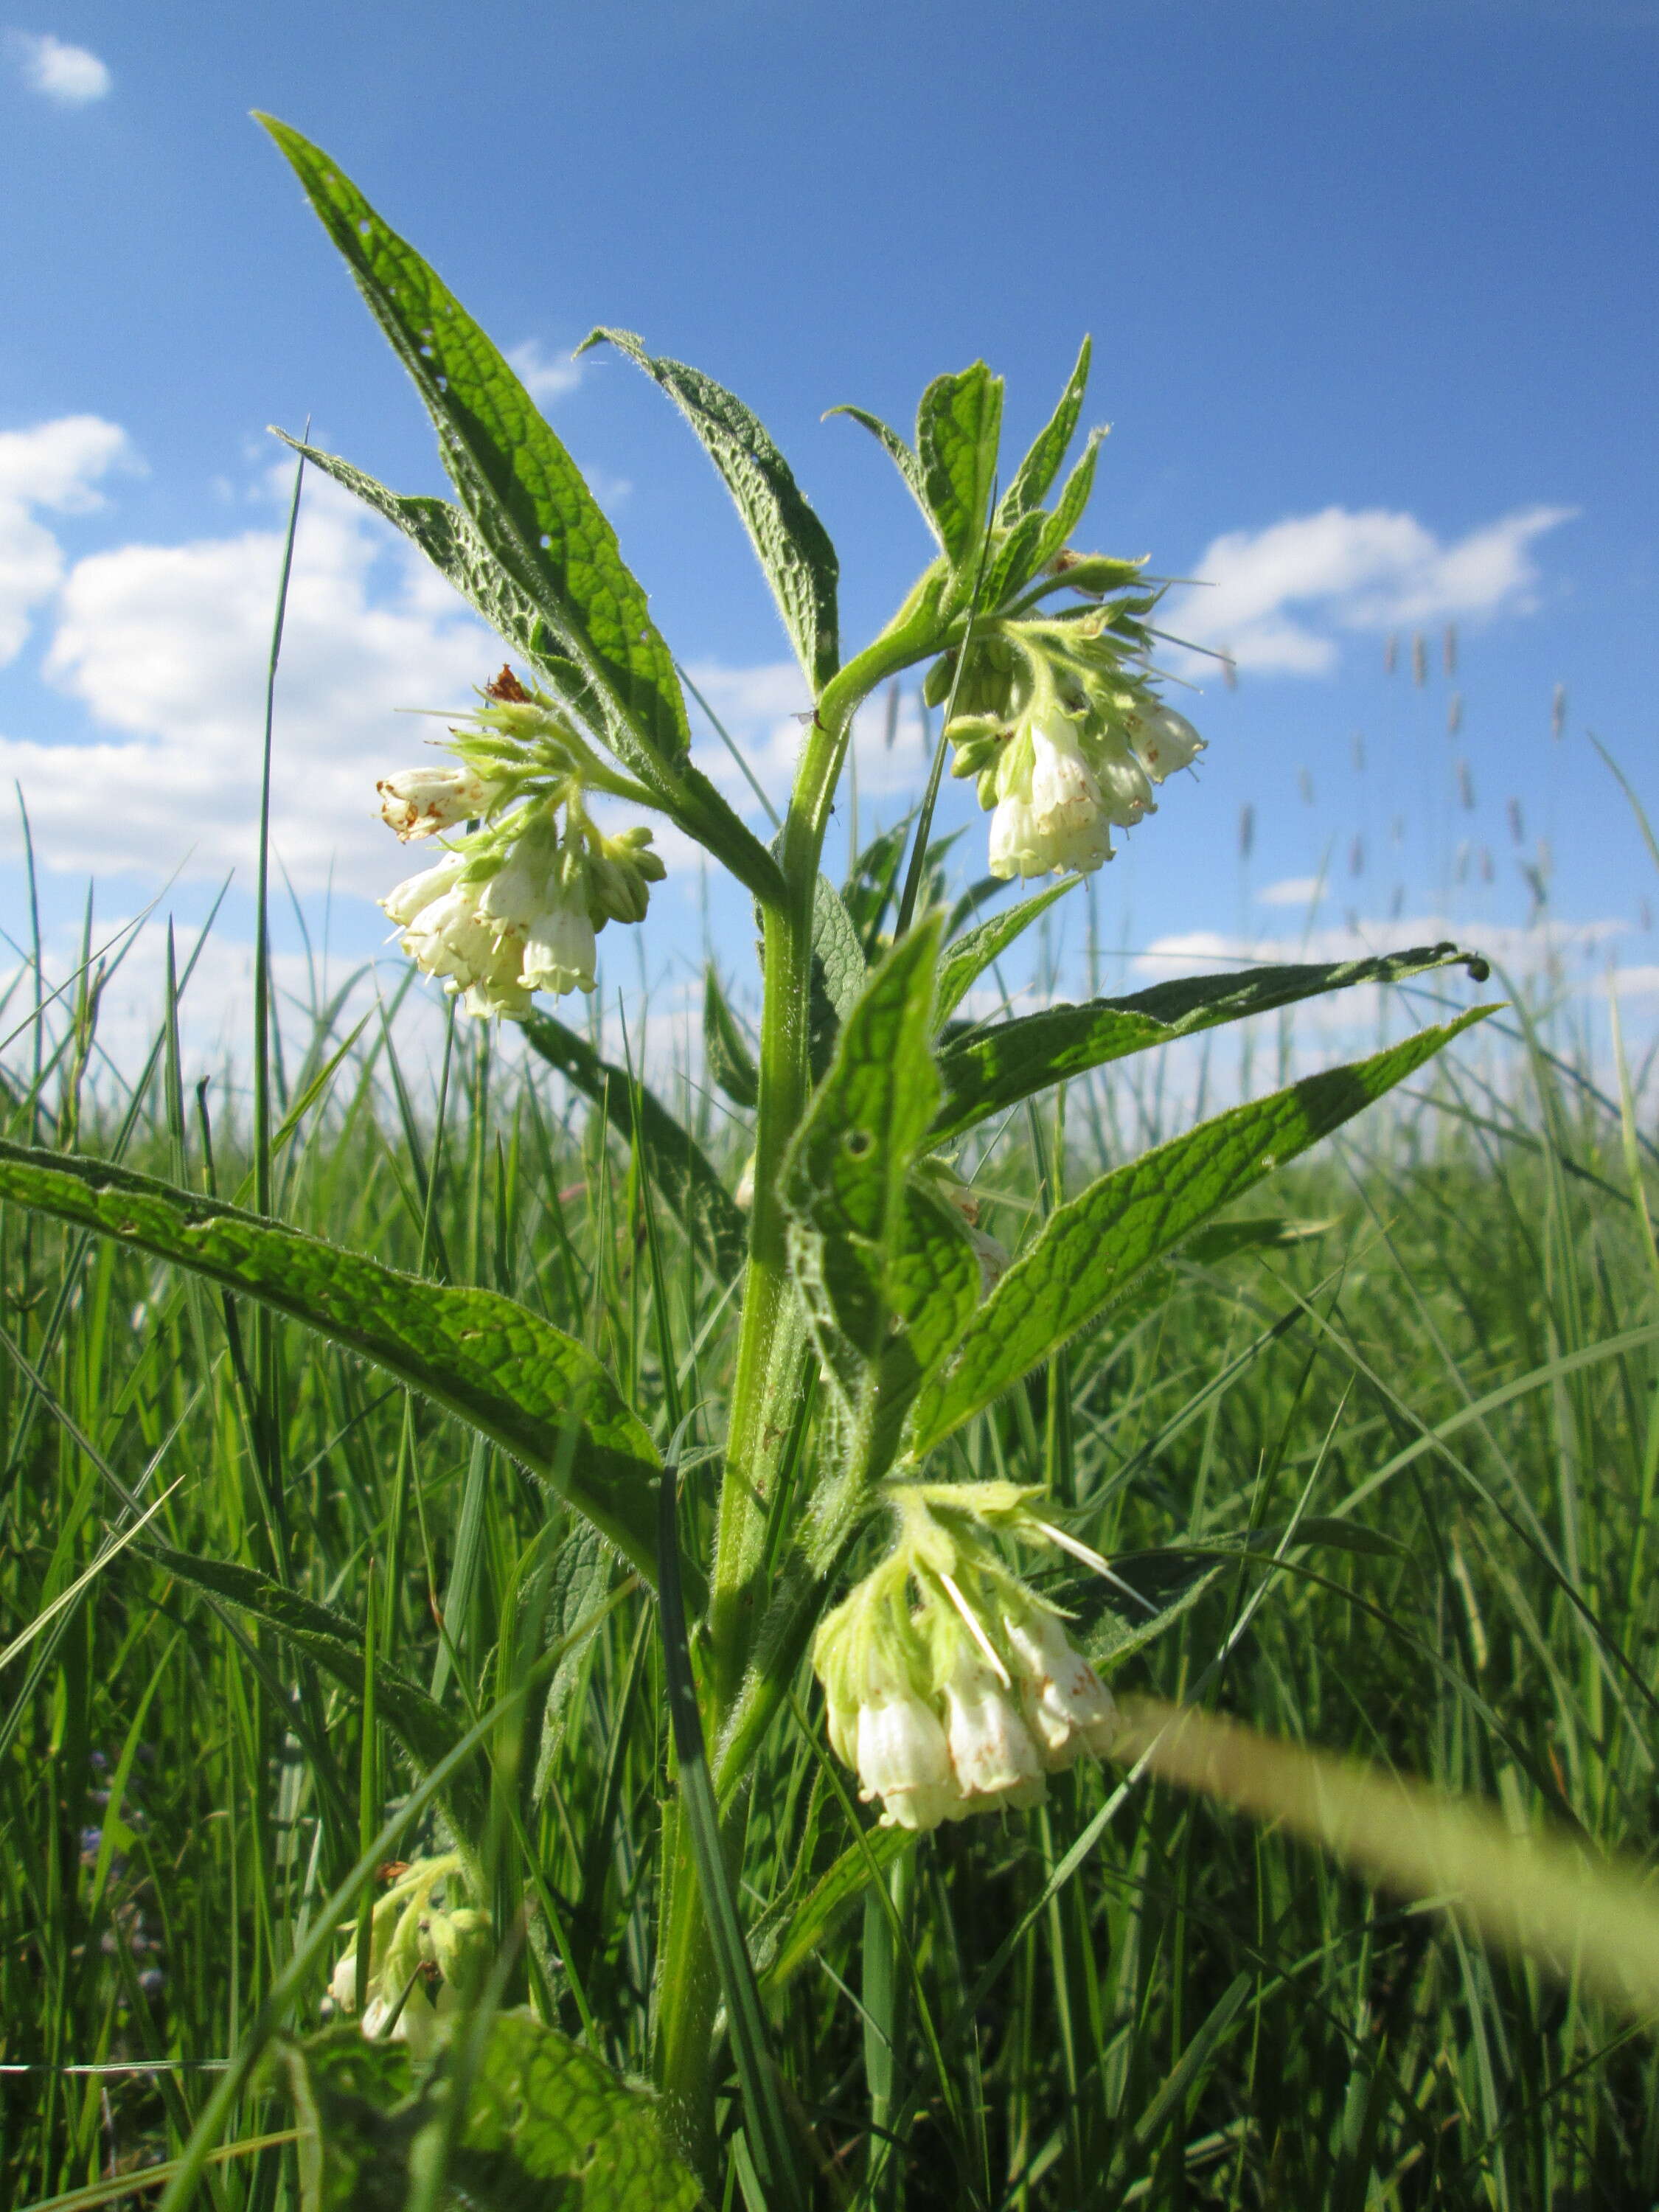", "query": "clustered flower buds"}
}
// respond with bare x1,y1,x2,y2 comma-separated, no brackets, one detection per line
813,1481,1121,1830
939,575,1207,881
375,666,667,1019
324,1854,493,2055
